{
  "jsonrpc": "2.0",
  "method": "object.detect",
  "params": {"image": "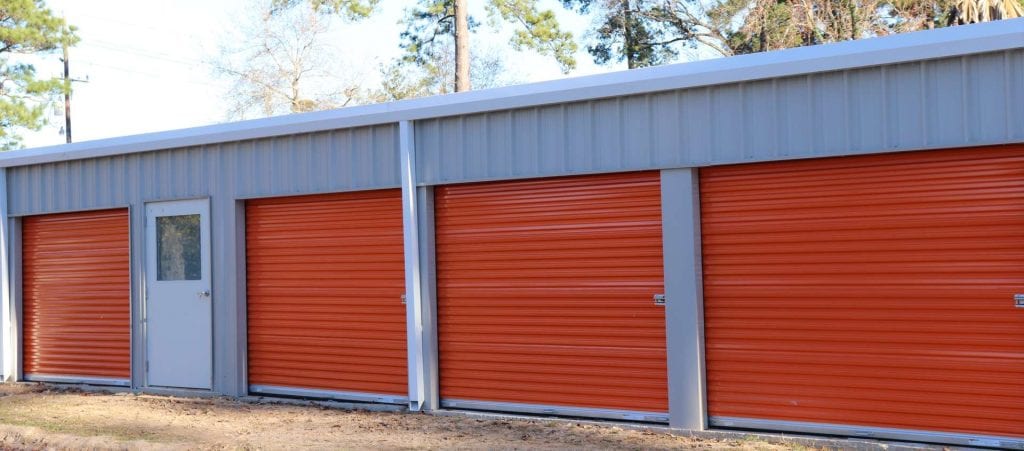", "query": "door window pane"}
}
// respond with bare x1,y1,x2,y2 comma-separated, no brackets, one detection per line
157,214,201,281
